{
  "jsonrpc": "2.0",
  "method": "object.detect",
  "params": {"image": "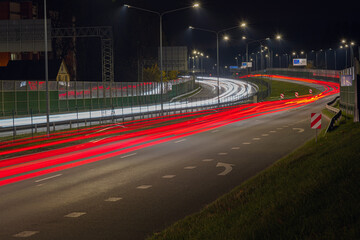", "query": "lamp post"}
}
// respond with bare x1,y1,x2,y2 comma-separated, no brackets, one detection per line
125,3,199,113
189,23,246,106
44,0,50,136
245,35,281,71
